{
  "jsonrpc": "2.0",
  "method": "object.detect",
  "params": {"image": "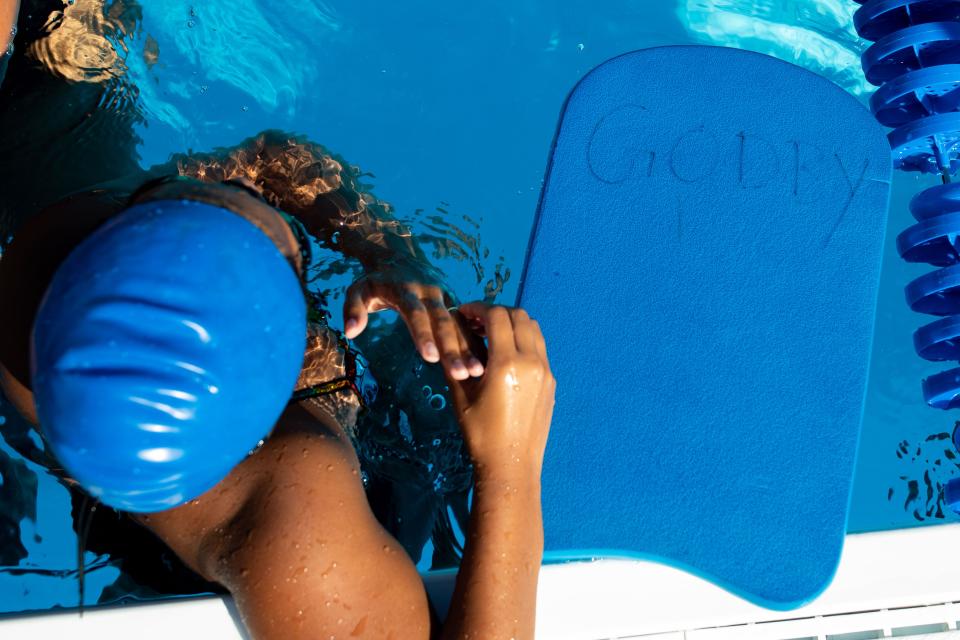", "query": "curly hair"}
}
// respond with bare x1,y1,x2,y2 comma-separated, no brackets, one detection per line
174,130,367,215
